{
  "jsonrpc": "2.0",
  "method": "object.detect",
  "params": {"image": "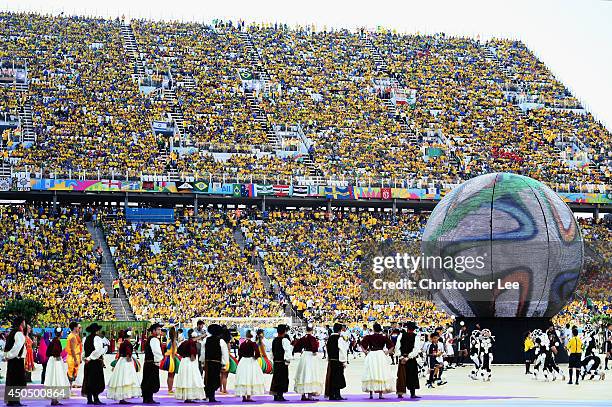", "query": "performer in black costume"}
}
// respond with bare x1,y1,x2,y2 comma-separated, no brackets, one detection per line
4,316,27,407
396,322,421,399
82,323,106,405
141,323,164,404
201,324,229,403
324,323,347,401
270,324,292,401
604,323,611,370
